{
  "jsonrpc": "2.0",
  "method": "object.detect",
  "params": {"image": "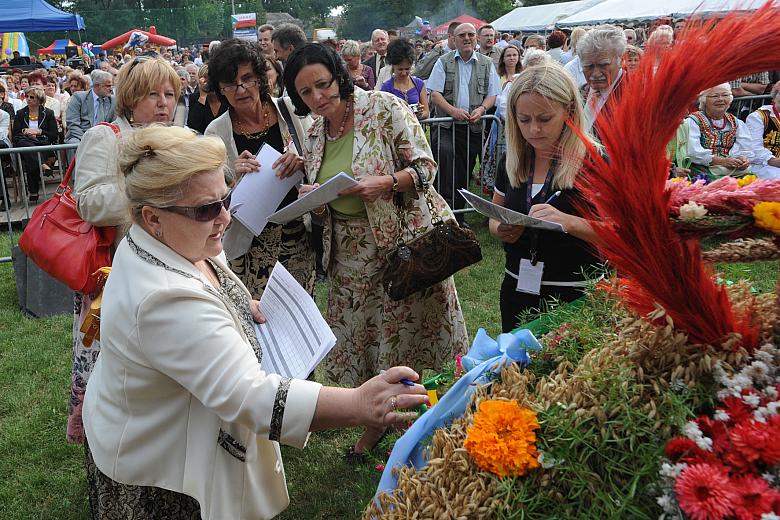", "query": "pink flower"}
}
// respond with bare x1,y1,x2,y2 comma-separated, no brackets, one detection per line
674,463,736,520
